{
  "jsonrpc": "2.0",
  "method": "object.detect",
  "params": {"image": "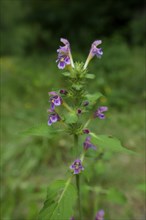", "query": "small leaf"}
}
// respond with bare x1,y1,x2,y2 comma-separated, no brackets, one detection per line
106,188,127,205
90,133,136,154
72,84,83,90
20,123,63,138
38,179,77,220
85,93,103,104
62,72,70,77
85,74,95,79
64,112,78,124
